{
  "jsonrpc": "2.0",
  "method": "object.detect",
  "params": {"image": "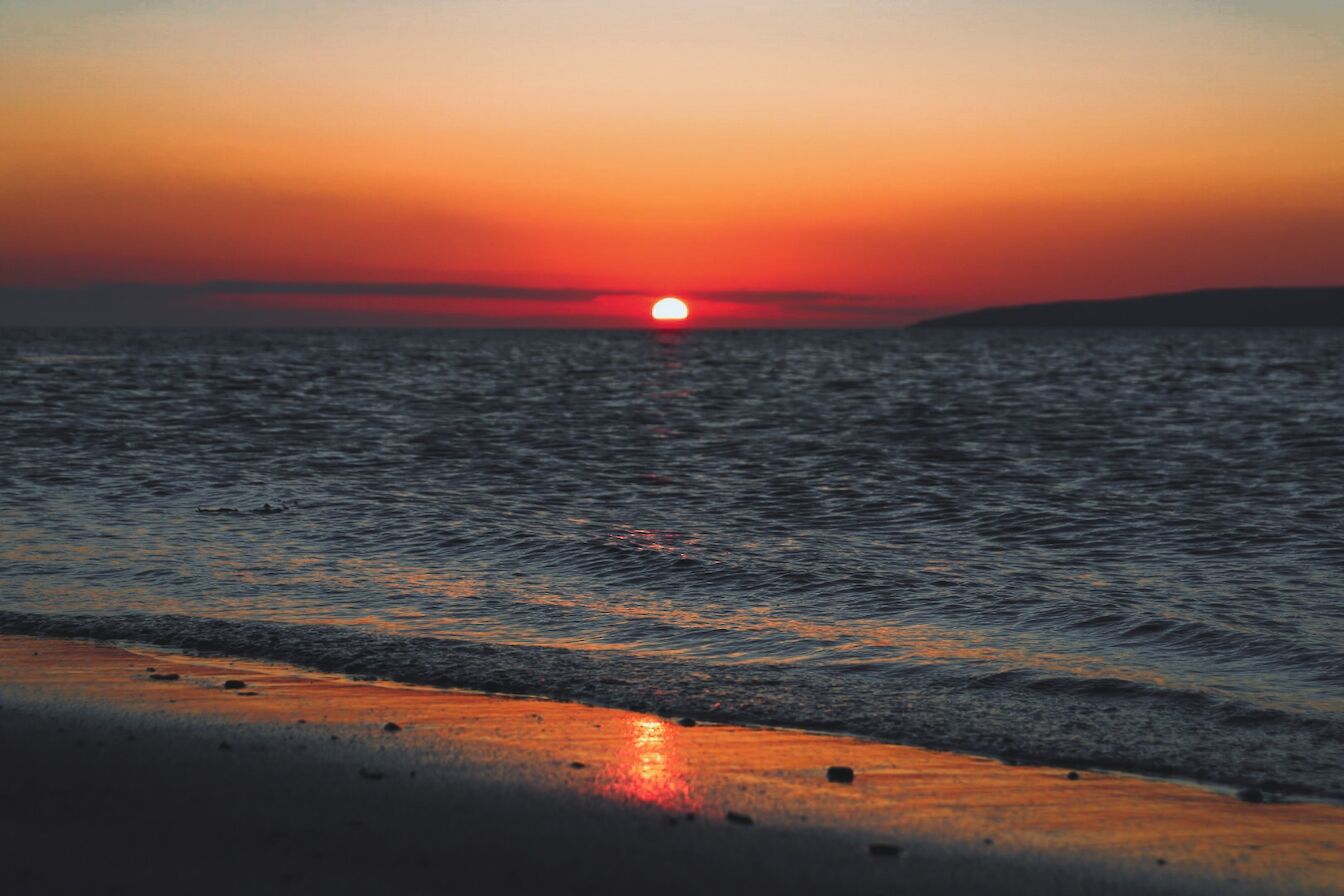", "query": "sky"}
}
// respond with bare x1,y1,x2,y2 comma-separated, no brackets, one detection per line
2,0,1342,326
